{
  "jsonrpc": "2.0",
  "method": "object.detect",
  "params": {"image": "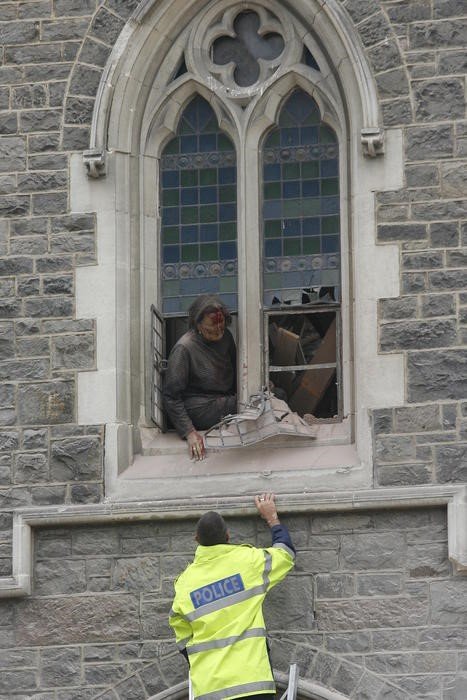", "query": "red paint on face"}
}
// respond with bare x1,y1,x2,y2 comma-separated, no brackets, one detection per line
198,309,226,341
